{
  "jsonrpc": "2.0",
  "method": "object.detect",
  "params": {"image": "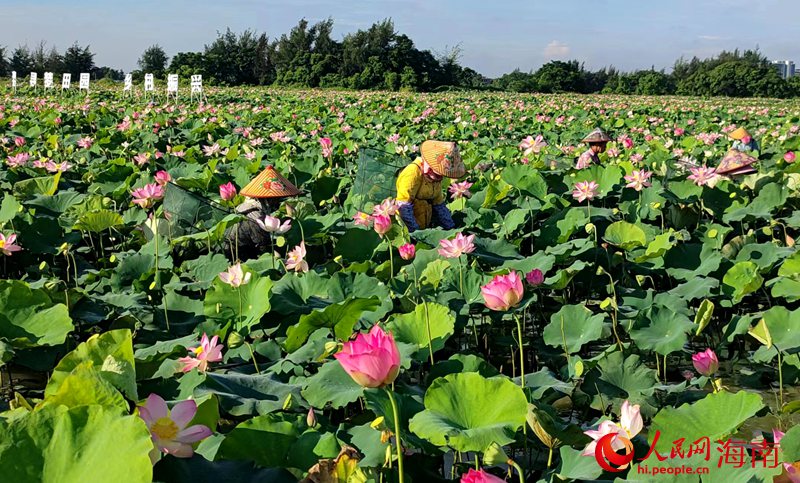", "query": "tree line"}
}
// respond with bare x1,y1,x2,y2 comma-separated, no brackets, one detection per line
1,18,798,98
